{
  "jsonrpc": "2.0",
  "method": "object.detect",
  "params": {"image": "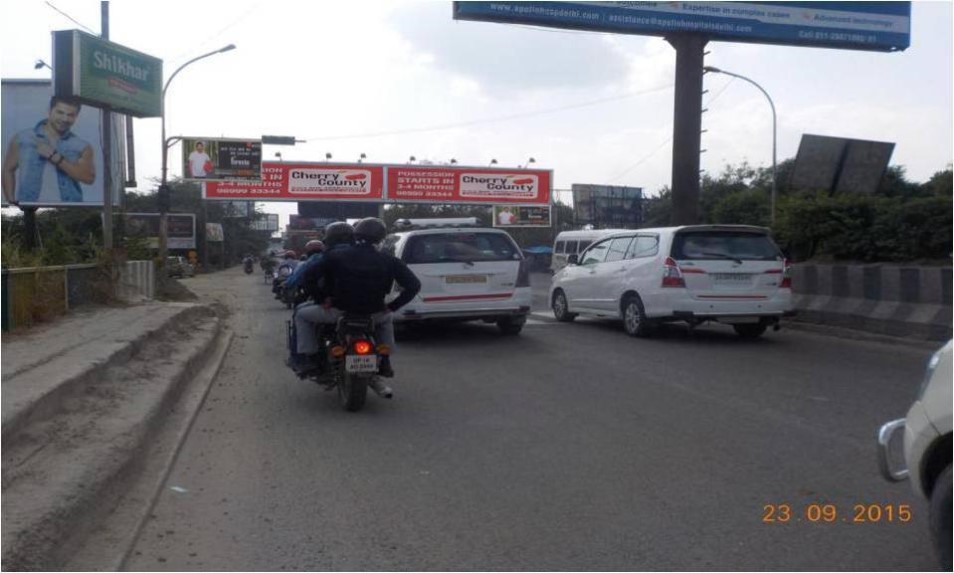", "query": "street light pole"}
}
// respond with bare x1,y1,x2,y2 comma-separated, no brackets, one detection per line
158,44,236,264
703,66,777,226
